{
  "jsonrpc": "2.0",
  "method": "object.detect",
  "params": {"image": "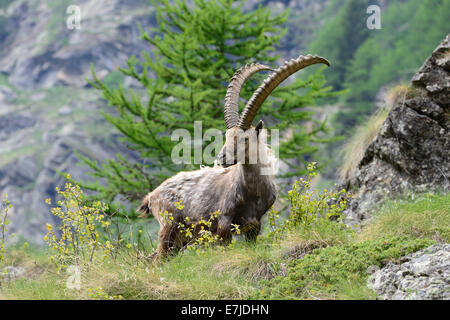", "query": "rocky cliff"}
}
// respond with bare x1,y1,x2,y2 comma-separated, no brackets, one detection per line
341,35,450,224
0,0,157,243
368,244,450,300
0,0,154,89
